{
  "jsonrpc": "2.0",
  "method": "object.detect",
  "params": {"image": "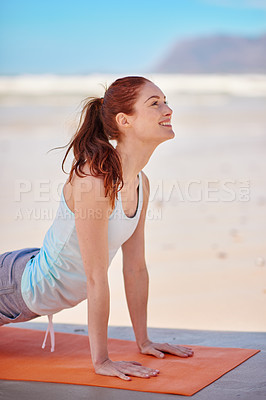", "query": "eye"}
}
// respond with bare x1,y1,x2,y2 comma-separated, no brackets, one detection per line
151,99,168,106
